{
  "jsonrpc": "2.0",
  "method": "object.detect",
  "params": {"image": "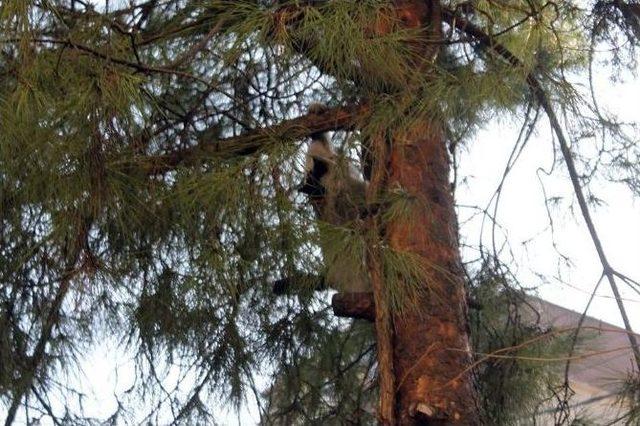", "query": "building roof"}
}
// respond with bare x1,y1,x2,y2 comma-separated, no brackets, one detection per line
528,297,636,392
522,297,640,423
